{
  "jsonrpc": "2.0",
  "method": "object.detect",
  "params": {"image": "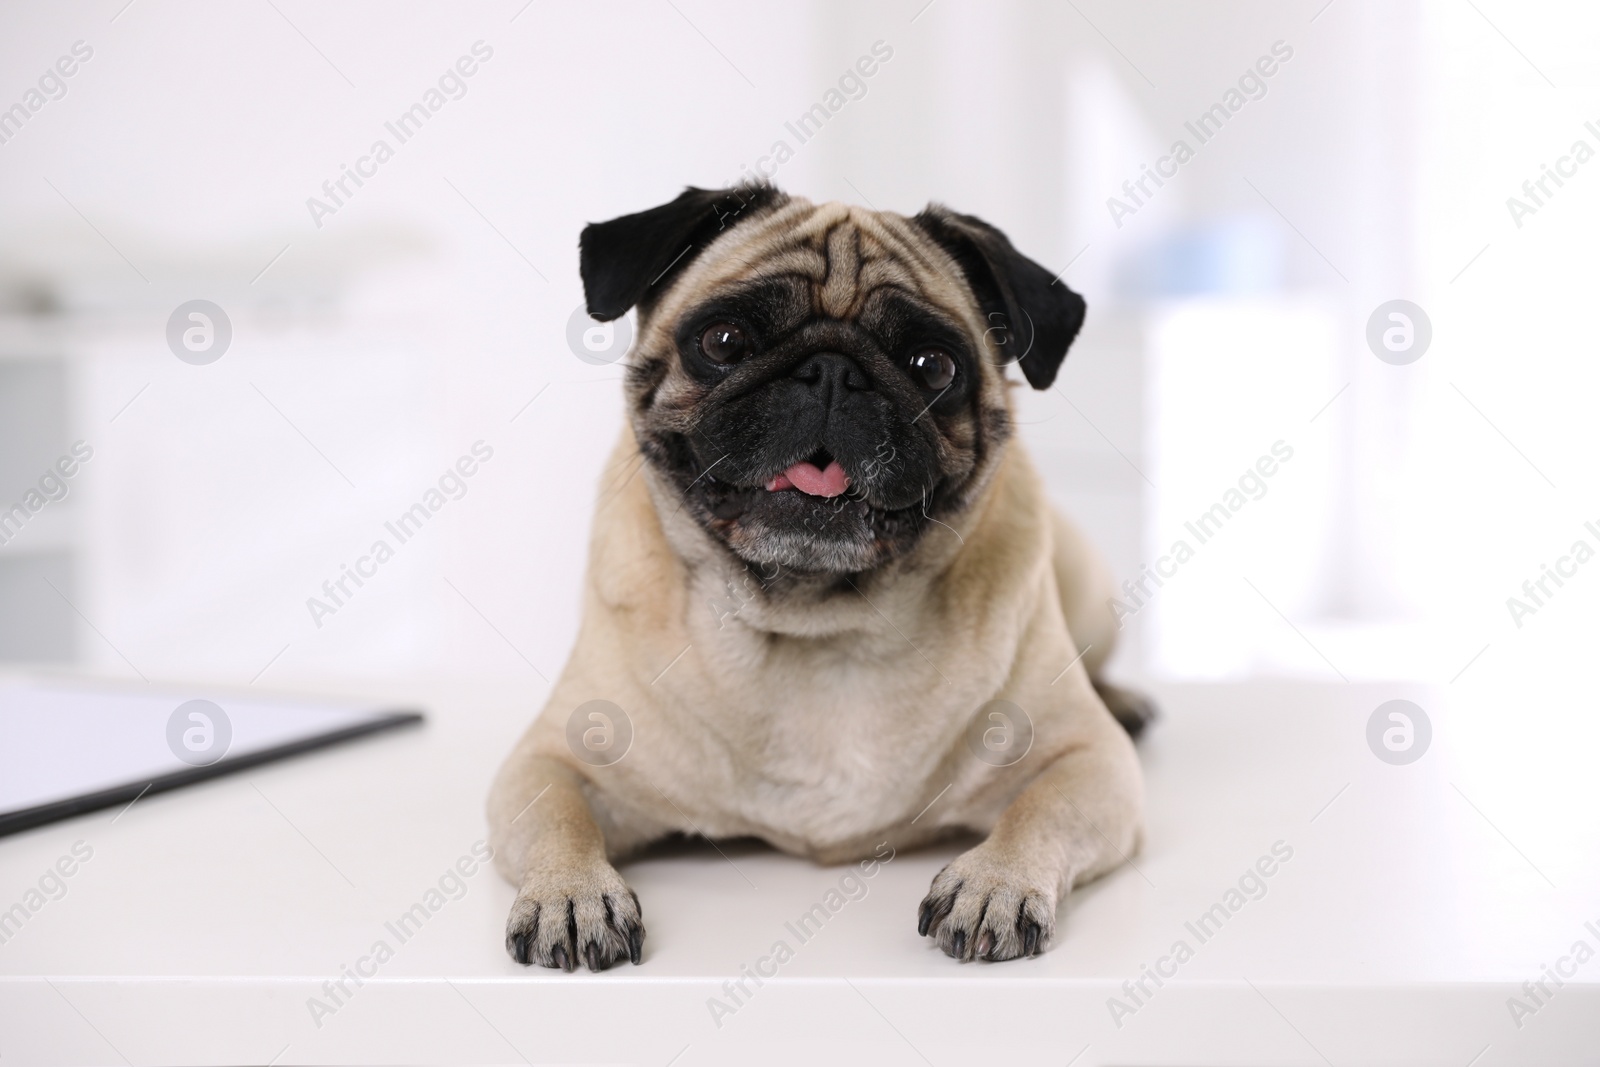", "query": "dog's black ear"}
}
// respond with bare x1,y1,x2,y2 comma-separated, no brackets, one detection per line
579,184,787,322
911,206,1086,391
